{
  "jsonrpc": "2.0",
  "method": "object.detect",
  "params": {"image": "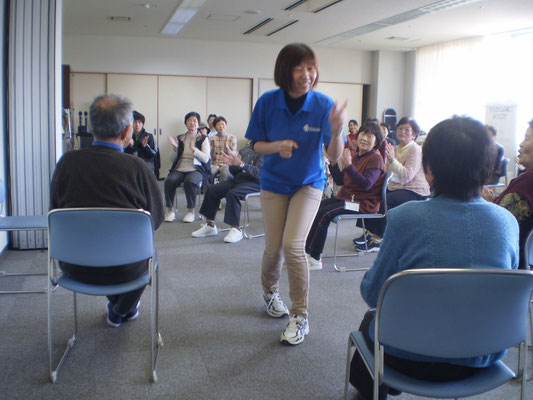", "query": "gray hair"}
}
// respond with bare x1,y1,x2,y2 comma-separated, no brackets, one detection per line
89,94,133,139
